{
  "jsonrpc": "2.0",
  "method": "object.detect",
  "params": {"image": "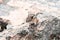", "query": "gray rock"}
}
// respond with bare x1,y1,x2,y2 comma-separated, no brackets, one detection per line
27,14,60,40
